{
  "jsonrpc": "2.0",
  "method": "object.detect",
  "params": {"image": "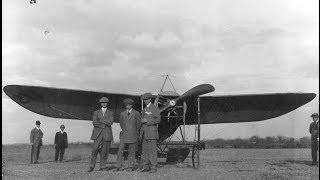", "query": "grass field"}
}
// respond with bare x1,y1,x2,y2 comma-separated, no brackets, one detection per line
2,144,319,180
